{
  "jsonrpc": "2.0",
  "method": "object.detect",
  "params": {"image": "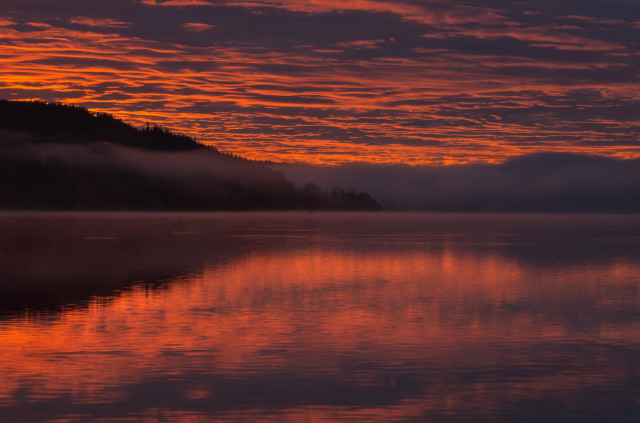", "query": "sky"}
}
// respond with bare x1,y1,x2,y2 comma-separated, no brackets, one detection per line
0,0,638,165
